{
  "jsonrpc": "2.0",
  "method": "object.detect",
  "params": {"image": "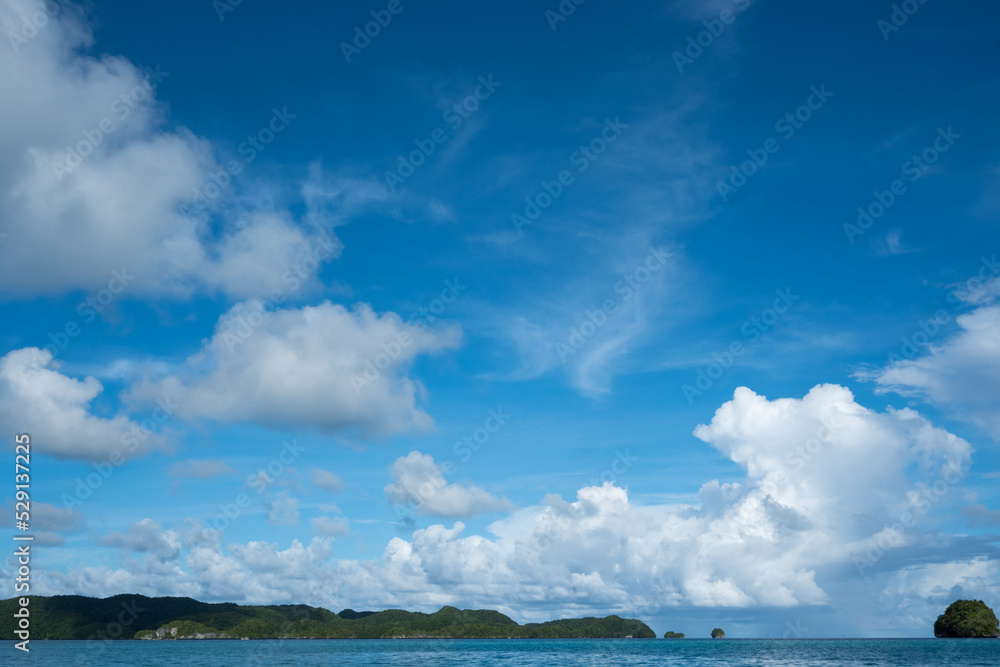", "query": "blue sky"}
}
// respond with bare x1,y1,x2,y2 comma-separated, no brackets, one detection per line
1,0,999,638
